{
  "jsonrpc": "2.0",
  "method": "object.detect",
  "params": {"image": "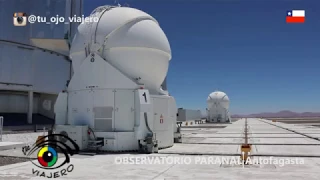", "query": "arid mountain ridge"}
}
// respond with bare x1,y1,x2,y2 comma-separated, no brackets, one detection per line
231,110,320,118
